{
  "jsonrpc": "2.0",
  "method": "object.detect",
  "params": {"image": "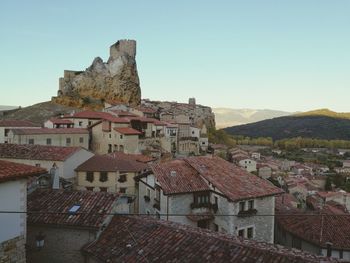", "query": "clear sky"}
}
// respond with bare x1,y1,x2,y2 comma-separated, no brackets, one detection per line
0,0,349,112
